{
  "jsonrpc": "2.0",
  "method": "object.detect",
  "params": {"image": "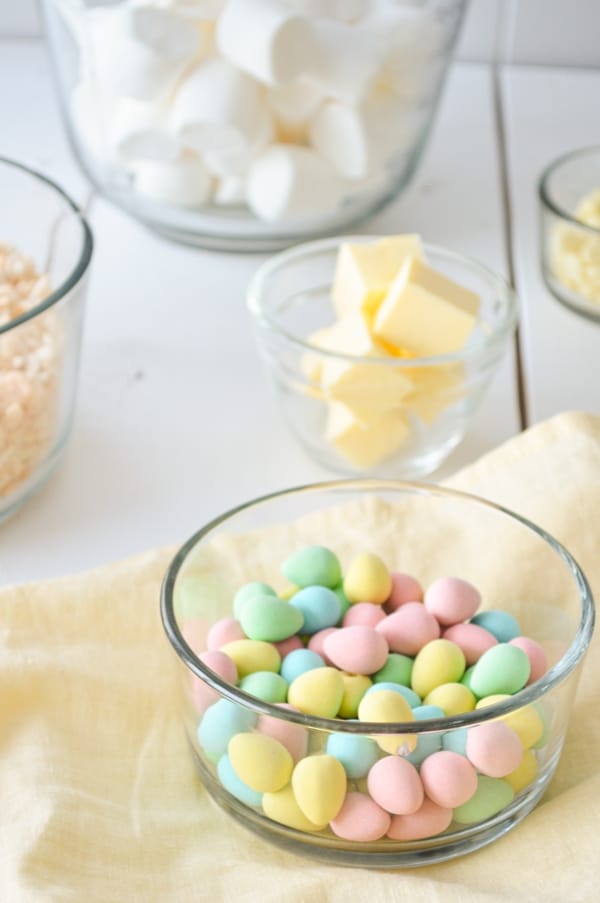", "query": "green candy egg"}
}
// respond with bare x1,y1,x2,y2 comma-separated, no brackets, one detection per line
233,582,277,619
239,595,304,642
470,644,531,697
452,775,514,824
333,583,352,622
281,545,342,589
239,671,289,703
373,653,414,687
